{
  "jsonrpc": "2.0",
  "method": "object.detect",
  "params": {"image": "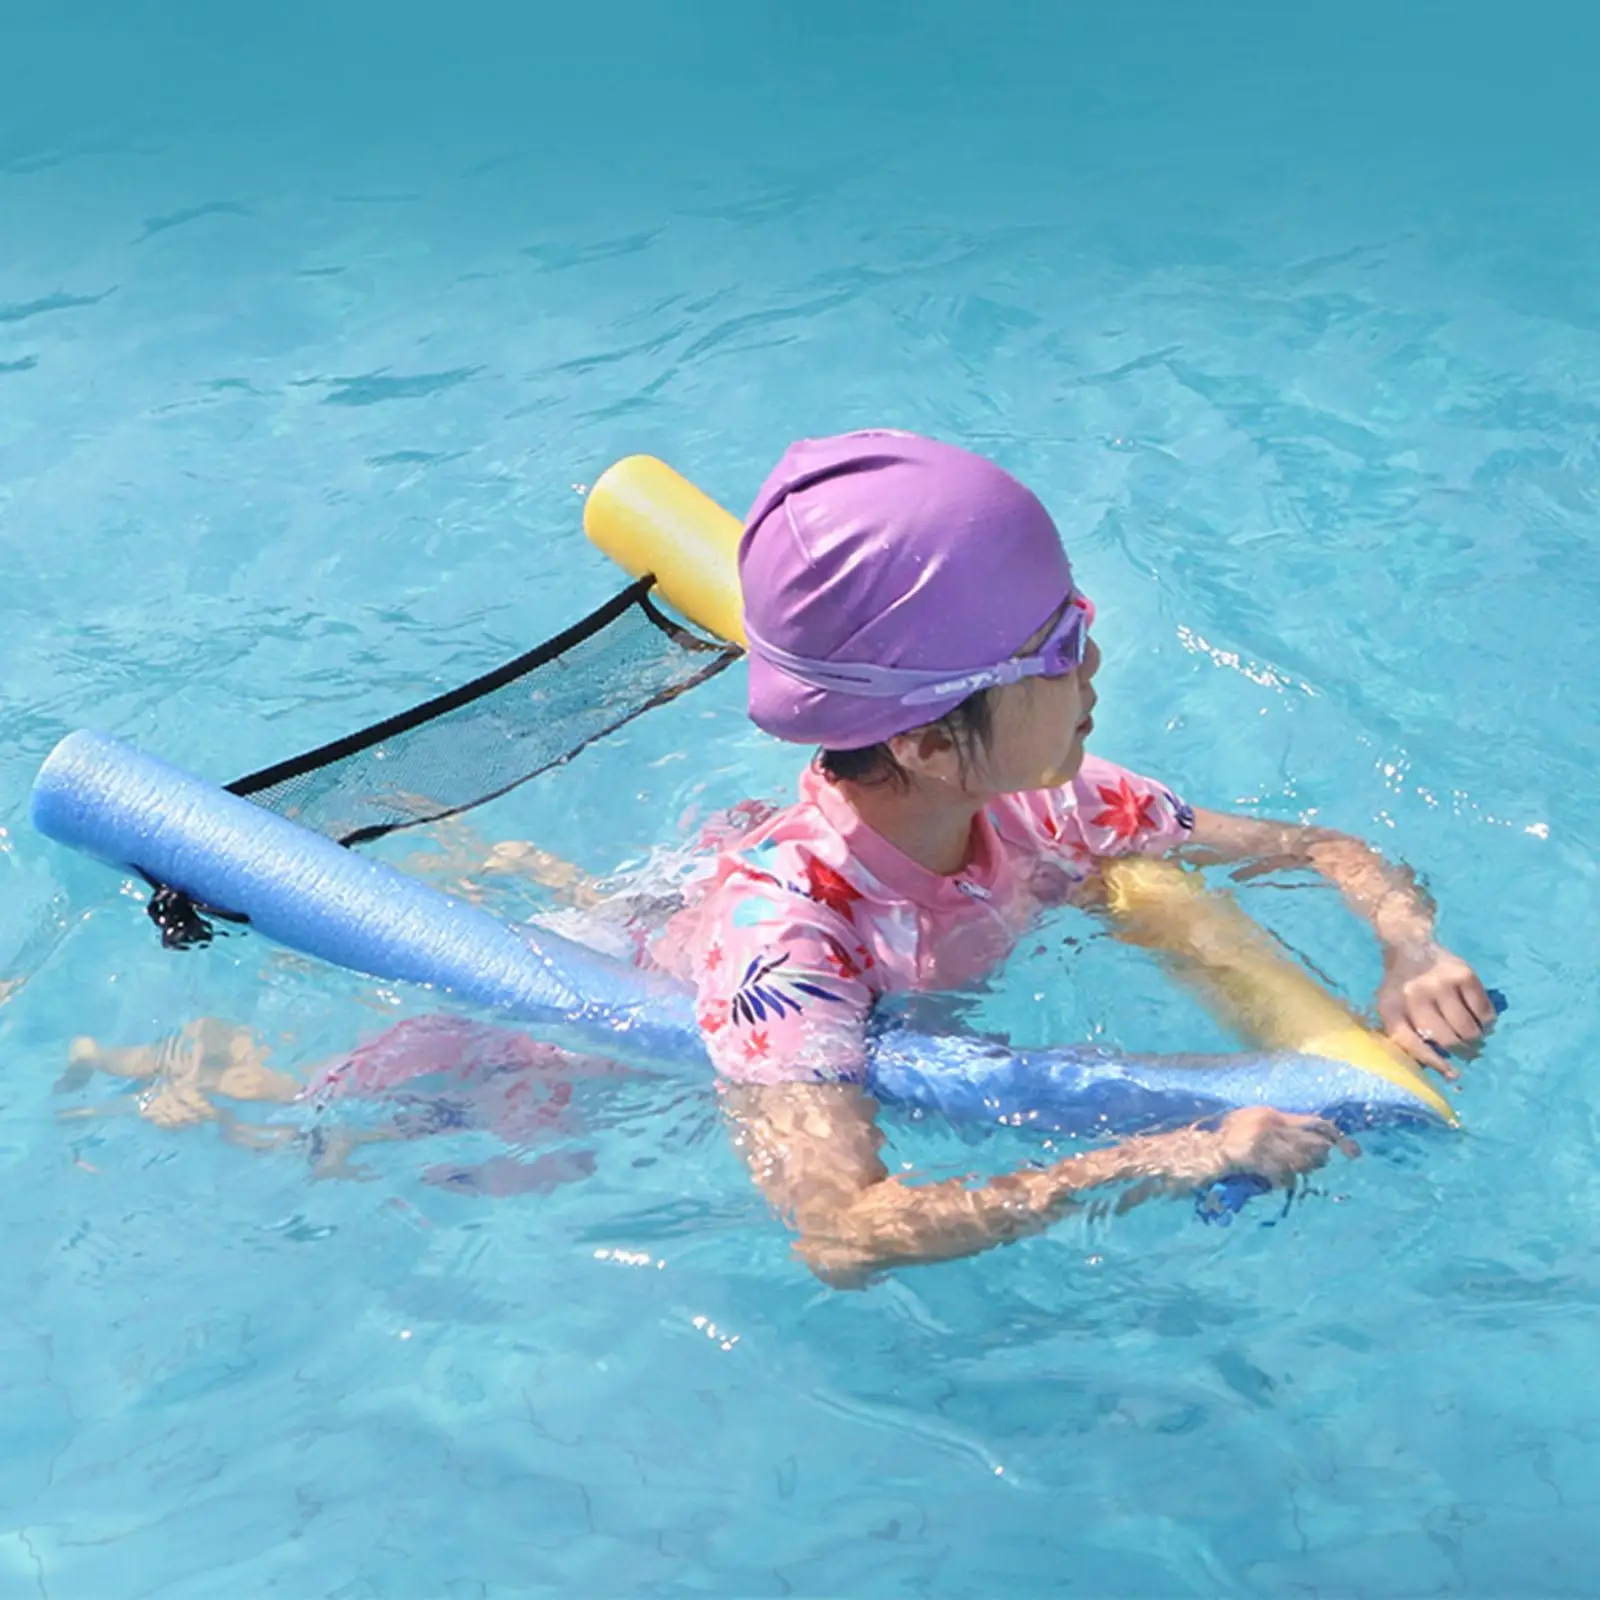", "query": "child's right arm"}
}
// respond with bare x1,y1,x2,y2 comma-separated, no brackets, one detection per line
722,1083,1356,1287
691,849,1357,1285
